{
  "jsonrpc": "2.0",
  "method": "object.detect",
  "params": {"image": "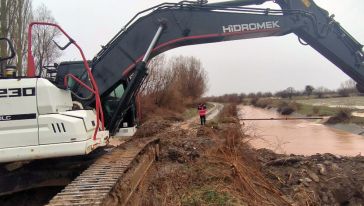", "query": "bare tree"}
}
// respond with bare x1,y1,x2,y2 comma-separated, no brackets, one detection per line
0,0,33,75
140,55,208,115
170,56,208,101
32,4,61,75
286,87,295,99
15,0,32,75
141,54,167,95
338,79,358,97
0,0,18,73
141,55,176,107
305,85,314,96
315,86,331,98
